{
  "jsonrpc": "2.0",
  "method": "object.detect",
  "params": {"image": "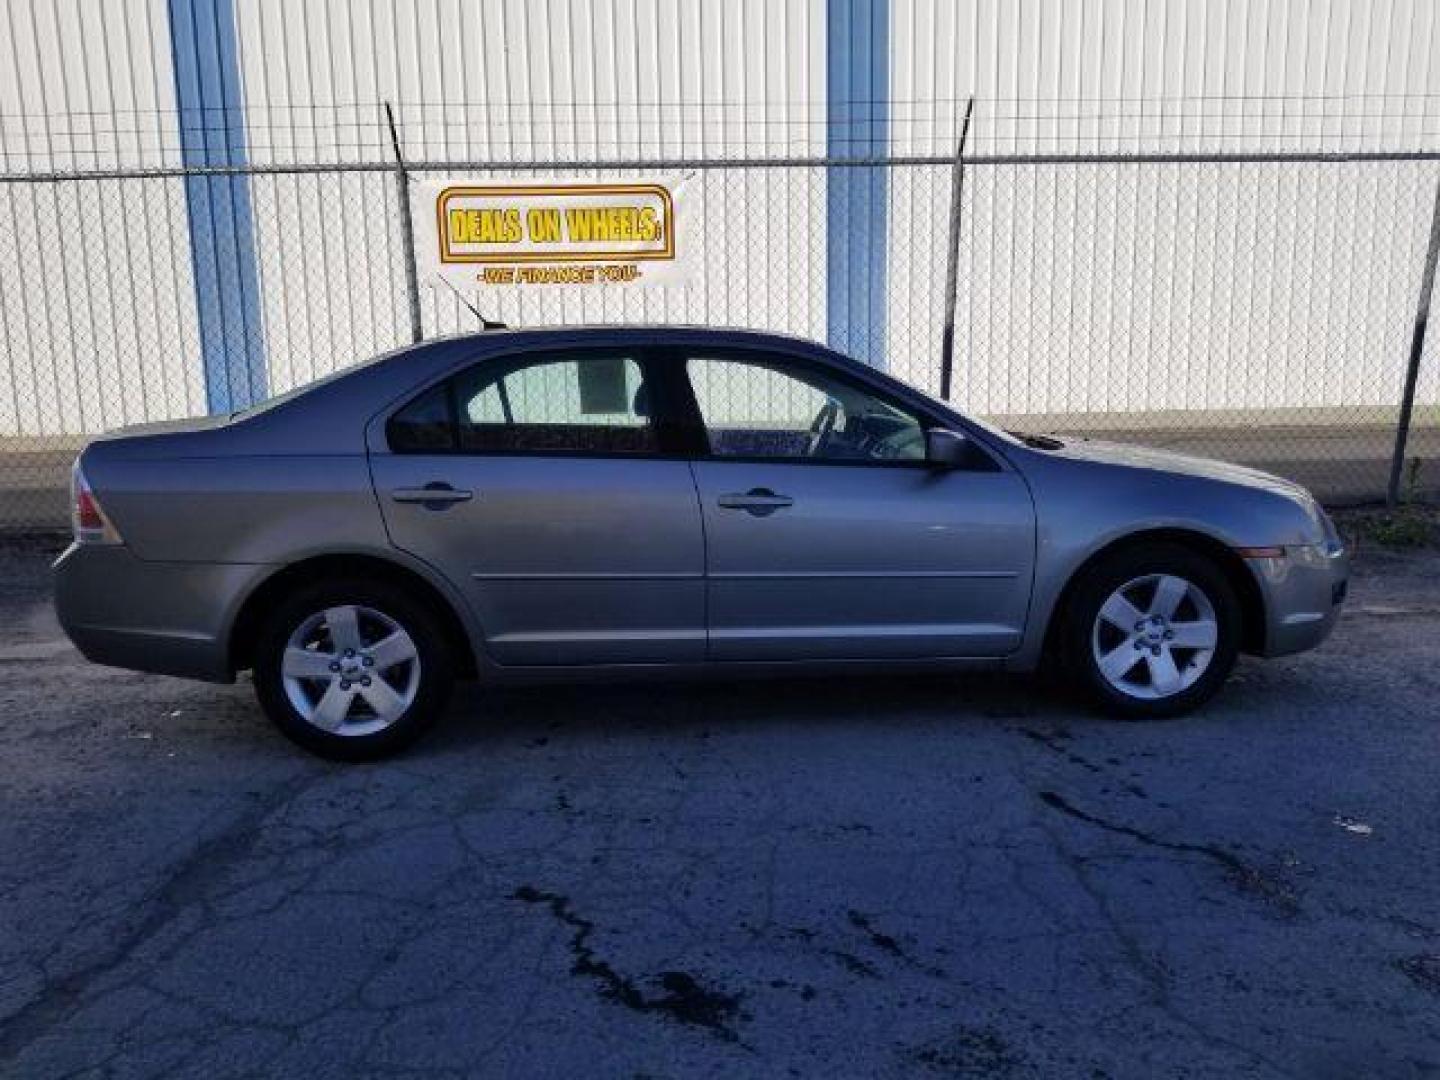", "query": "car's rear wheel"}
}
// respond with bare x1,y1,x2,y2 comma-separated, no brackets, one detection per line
1062,543,1241,717
253,578,454,760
